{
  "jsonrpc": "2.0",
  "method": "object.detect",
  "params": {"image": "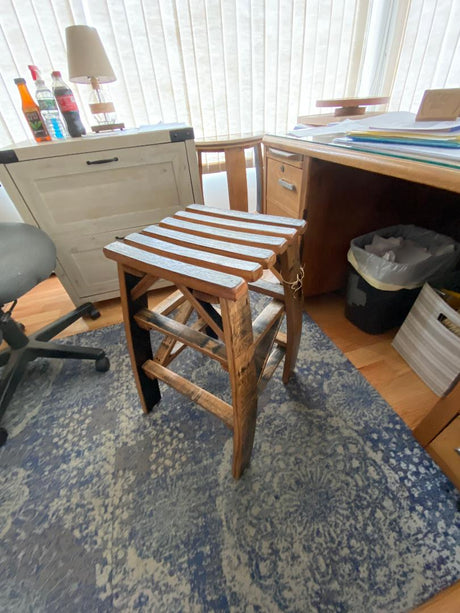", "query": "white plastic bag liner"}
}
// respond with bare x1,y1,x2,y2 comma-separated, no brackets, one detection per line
347,224,460,291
